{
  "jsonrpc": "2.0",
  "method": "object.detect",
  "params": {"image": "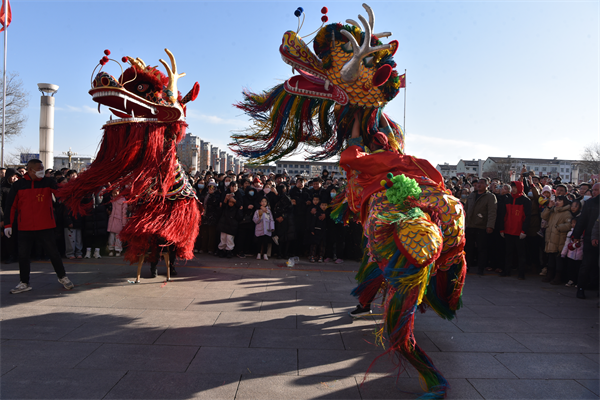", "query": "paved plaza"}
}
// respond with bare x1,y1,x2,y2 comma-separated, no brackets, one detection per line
1,255,598,399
